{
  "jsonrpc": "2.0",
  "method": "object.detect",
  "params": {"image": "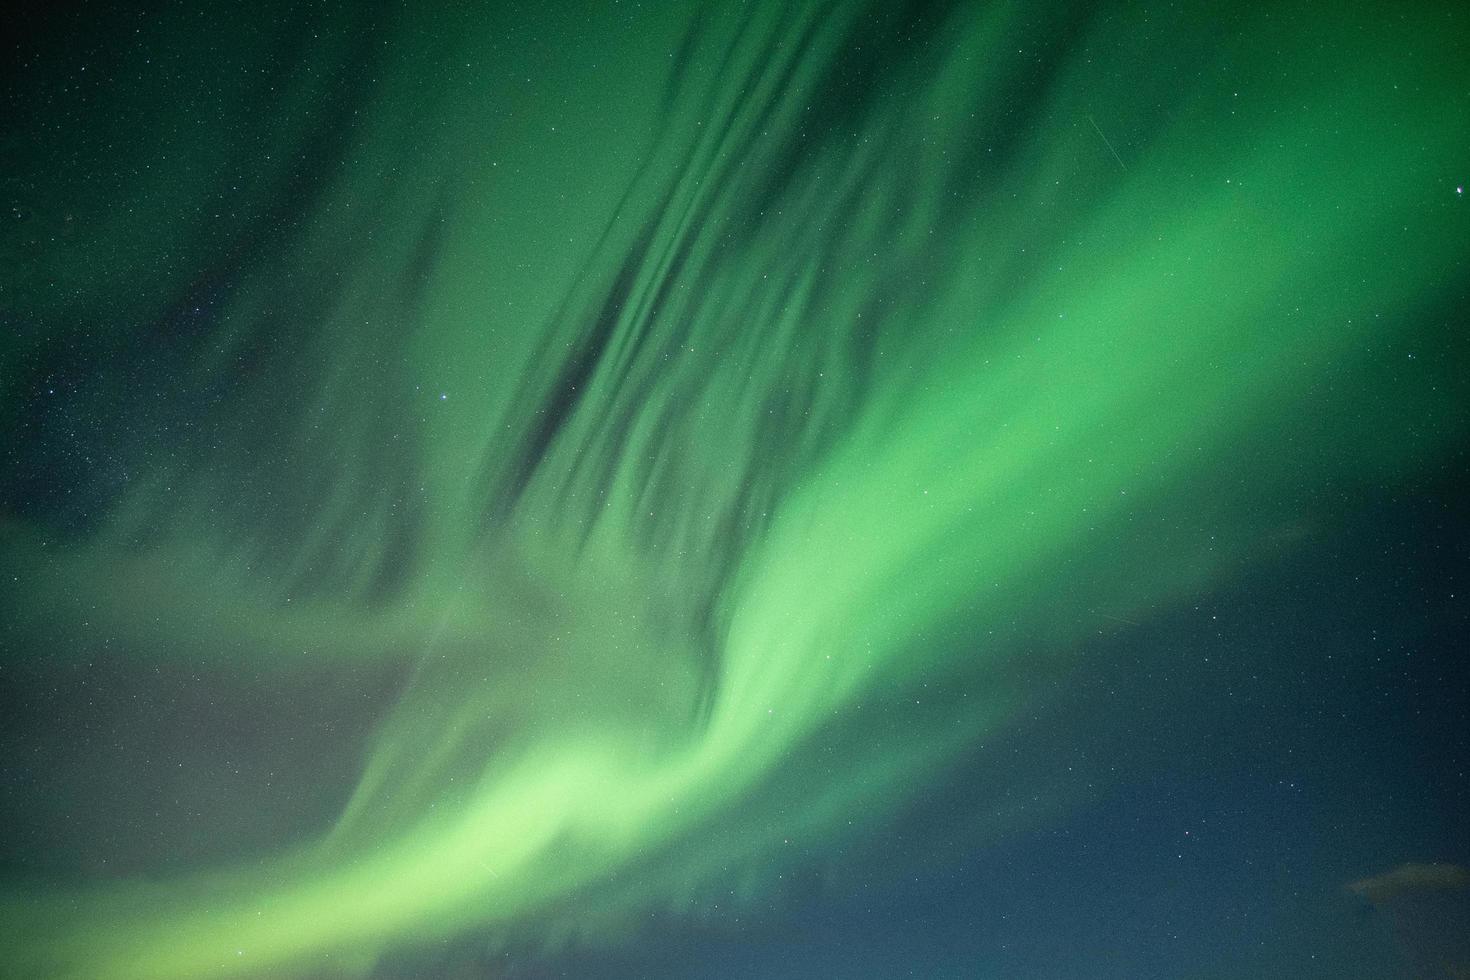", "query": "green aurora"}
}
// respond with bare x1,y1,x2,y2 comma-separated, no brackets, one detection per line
2,1,1467,977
